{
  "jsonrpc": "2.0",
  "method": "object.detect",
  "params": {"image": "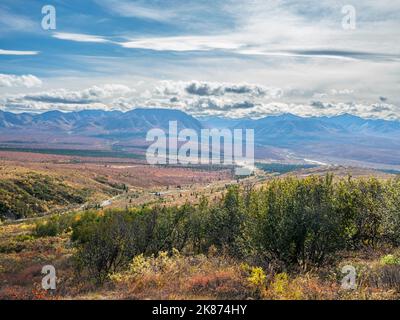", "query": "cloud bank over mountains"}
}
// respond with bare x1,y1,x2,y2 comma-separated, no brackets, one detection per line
1,77,398,120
